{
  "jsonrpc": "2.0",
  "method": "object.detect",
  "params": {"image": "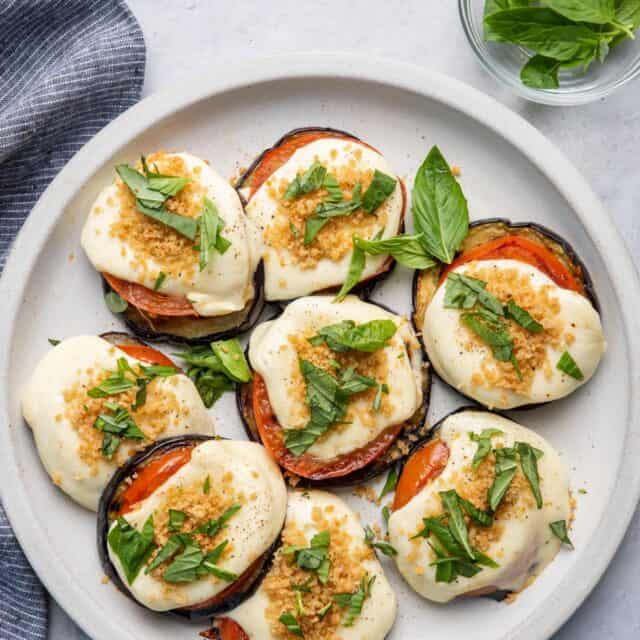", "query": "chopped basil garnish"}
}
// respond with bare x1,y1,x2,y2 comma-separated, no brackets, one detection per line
168,509,186,533
469,428,504,470
317,602,333,620
363,525,397,557
153,271,167,290
334,242,366,303
505,299,543,333
304,183,363,245
290,576,314,592
145,533,189,574
379,467,398,500
104,291,128,313
161,538,236,583
439,490,475,561
515,442,543,508
382,506,391,524
195,504,242,537
372,383,389,412
135,197,199,240
107,516,156,585
163,541,204,583
283,161,330,200
362,170,397,214
488,448,518,511
283,530,331,585
203,475,210,495
459,496,494,527
333,574,375,627
279,612,303,637
198,196,231,271
48,338,61,346
445,273,503,316
412,146,469,264
556,351,584,380
549,520,574,548
309,319,397,353
93,402,145,459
